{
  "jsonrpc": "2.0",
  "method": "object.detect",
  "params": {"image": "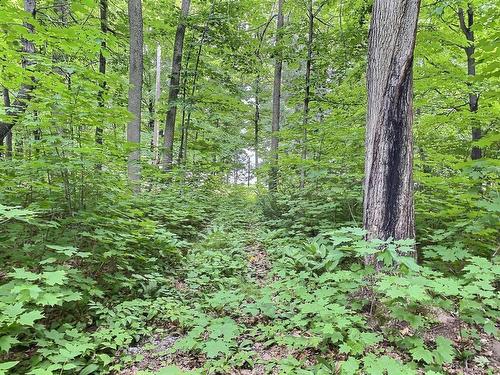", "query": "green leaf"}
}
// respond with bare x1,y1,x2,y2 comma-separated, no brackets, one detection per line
42,270,67,286
18,310,44,326
0,336,19,353
0,361,18,373
8,268,39,281
204,340,230,358
80,364,99,375
410,346,434,364
2,303,25,318
434,336,455,364
156,366,185,375
341,357,360,375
